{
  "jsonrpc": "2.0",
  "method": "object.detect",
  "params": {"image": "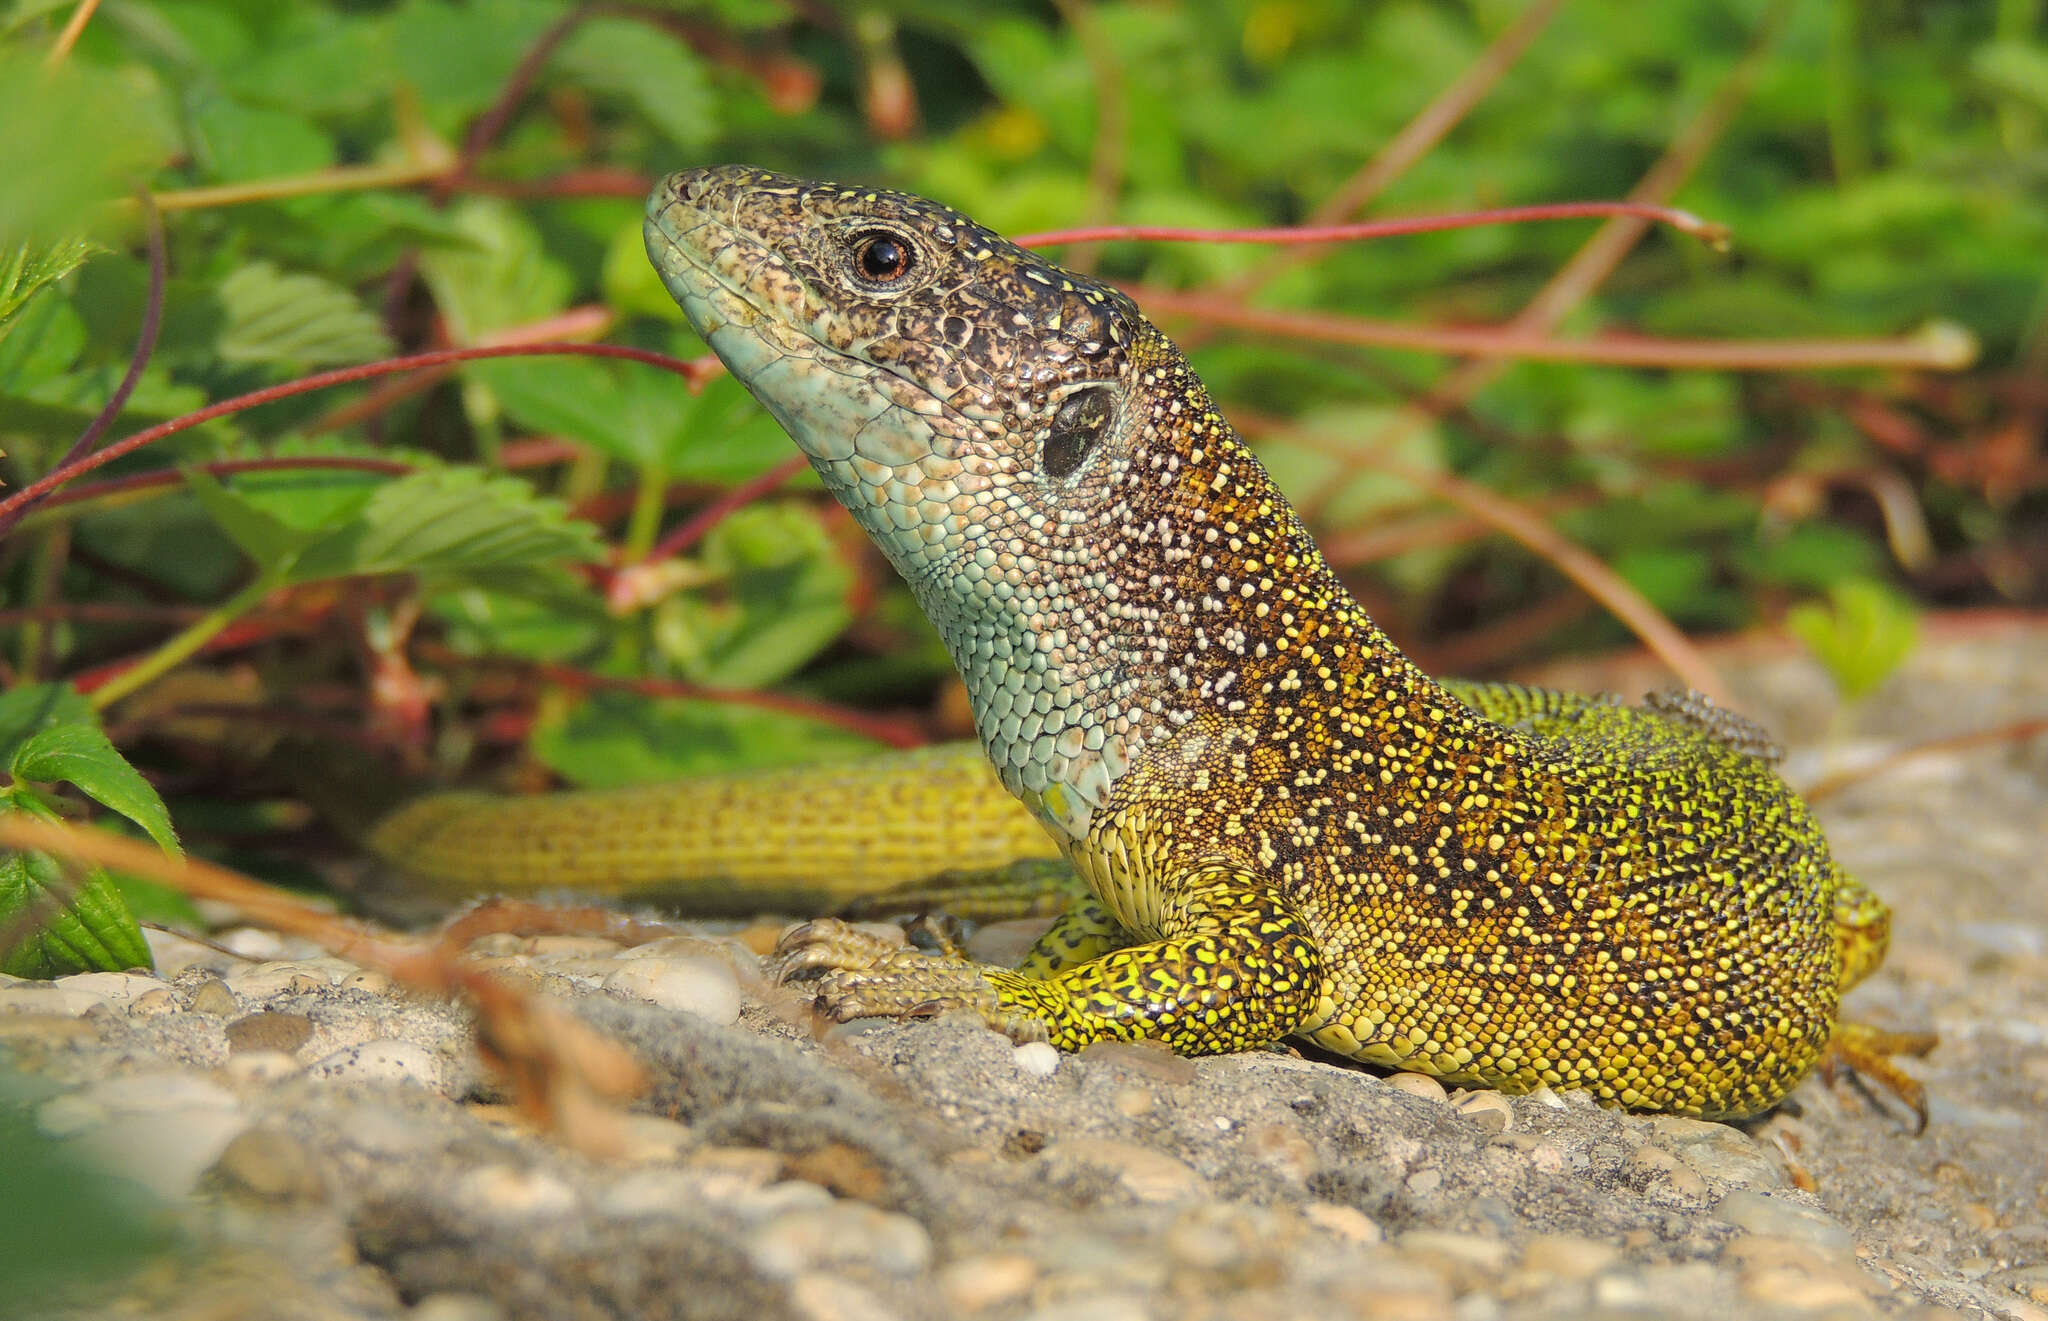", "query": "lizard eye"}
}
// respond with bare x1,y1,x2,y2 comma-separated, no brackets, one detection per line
1042,386,1116,480
852,230,914,284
